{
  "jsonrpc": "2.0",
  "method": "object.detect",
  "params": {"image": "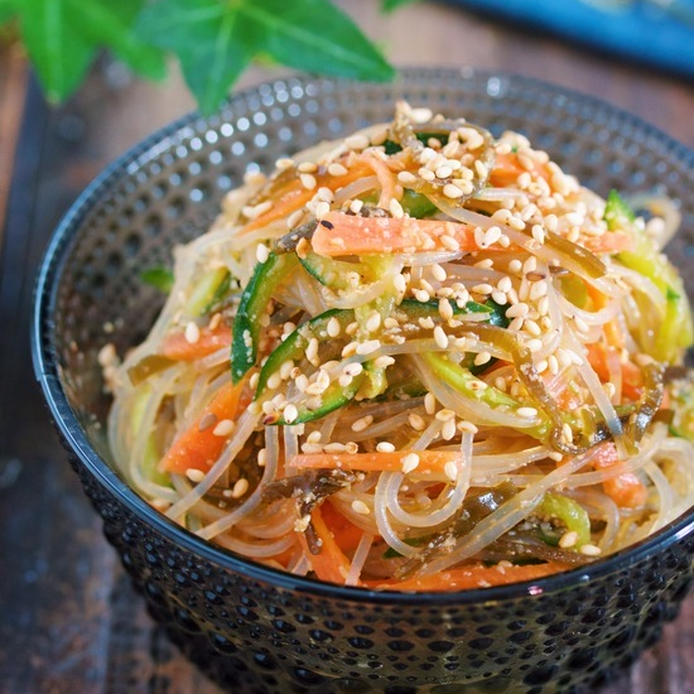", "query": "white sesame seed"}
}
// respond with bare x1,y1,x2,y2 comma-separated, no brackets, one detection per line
351,499,371,515
536,359,548,374
548,451,563,462
443,183,464,199
524,319,541,337
433,325,449,349
435,408,455,422
472,283,493,295
376,441,395,453
275,157,294,170
186,468,205,483
297,161,317,173
440,235,460,251
516,406,538,418
413,289,431,303
485,226,502,246
531,224,545,244
419,168,435,182
343,362,363,377
474,226,486,249
558,531,578,549
438,298,453,321
323,442,346,453
373,355,395,369
444,461,458,482
435,165,453,179
429,263,446,282
497,276,513,293
345,133,369,150
408,413,426,431
474,160,488,179
424,392,436,414
508,215,525,230
349,198,364,214
410,107,433,123
184,321,200,344
473,351,492,366
491,290,507,305
529,280,548,301
299,173,316,190
505,302,529,319
389,198,404,219
325,316,341,338
574,316,590,334
365,311,382,333
232,478,249,498
213,419,235,437
351,415,374,433
527,338,543,353
579,543,602,557
401,453,420,473
561,423,574,444
328,162,348,177
441,419,457,440
397,170,417,185
255,243,270,264
283,404,298,424
522,256,537,274
392,273,407,293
